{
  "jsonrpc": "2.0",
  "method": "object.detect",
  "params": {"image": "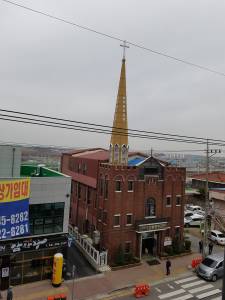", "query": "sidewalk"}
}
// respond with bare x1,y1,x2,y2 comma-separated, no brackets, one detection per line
0,252,199,300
